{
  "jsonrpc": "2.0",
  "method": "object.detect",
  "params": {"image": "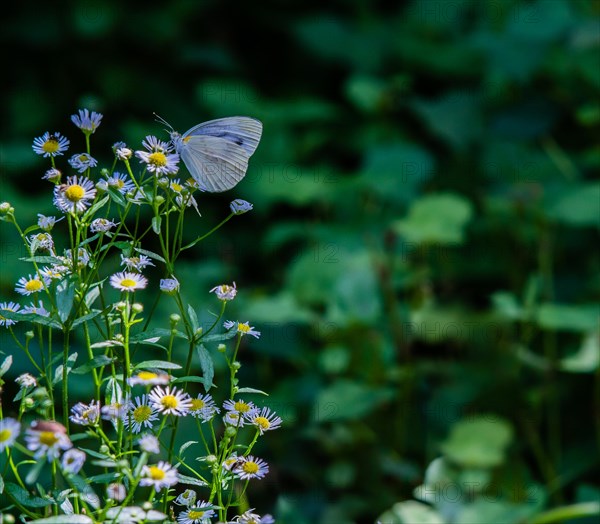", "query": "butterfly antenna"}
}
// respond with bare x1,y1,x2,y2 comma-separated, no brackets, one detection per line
153,112,173,133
